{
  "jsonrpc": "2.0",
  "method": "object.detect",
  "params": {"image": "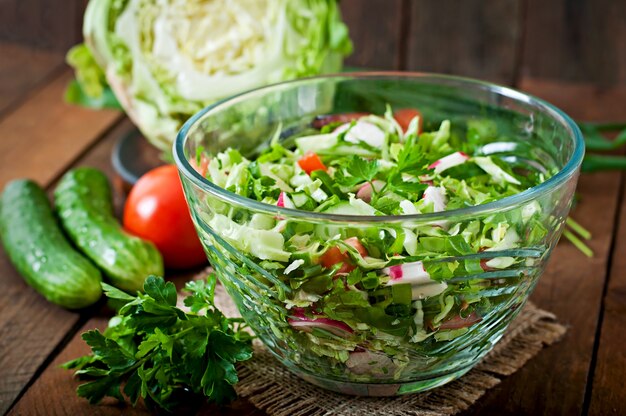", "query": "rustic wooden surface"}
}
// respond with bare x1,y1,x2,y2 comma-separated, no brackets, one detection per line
0,0,86,51
406,0,523,85
1,22,626,416
3,1,625,86
0,42,65,117
588,160,626,415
